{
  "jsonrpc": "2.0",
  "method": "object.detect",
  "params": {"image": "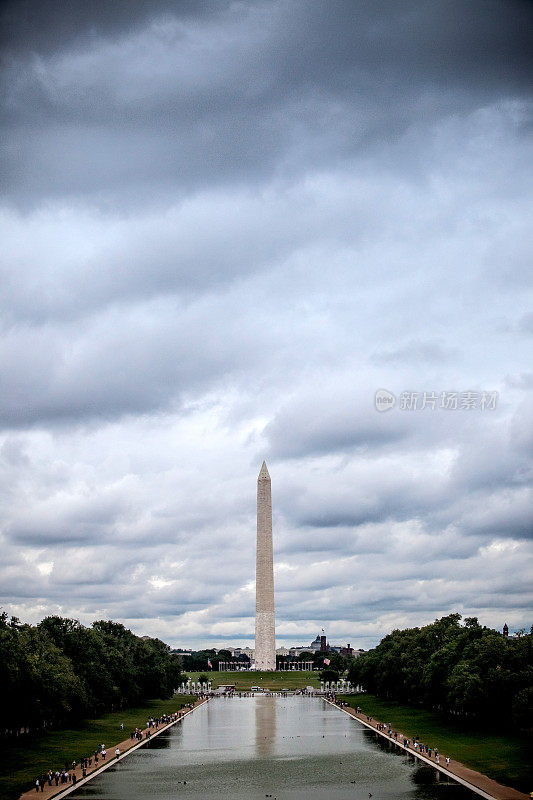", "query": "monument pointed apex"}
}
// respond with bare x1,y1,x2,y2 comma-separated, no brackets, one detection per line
258,460,270,481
